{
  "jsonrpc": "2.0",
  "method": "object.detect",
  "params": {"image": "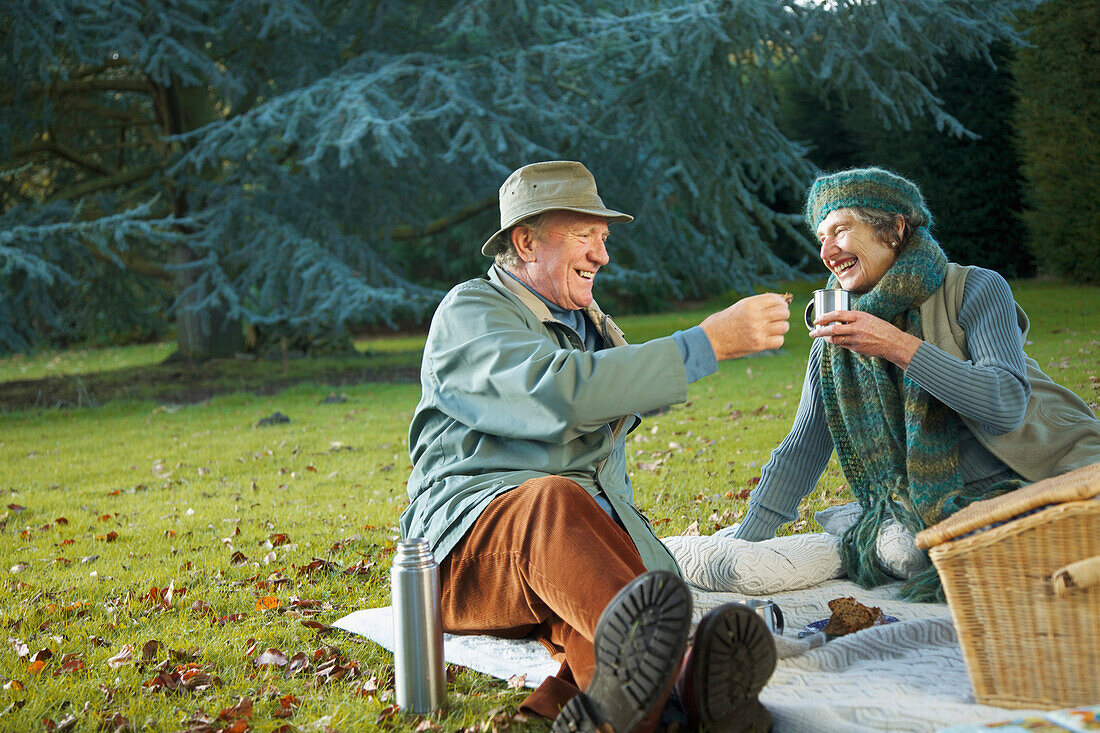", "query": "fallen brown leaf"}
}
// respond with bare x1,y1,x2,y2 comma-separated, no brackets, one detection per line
106,645,134,669
253,649,288,667
140,640,162,662
284,652,309,677
53,653,85,675
169,648,201,664
100,712,131,733
256,595,279,611
272,693,300,719
376,704,399,725
42,713,77,732
8,638,28,657
218,696,254,721
299,619,334,635
295,558,336,576
342,559,374,577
